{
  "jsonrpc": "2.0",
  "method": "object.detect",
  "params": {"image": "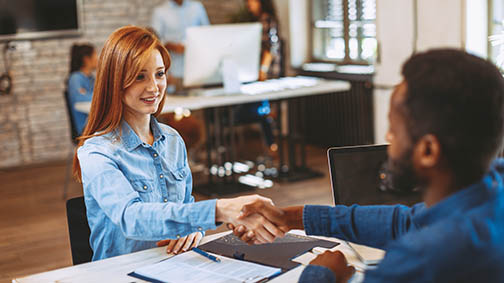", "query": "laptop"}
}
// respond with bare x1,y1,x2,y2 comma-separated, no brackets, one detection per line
327,144,421,206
